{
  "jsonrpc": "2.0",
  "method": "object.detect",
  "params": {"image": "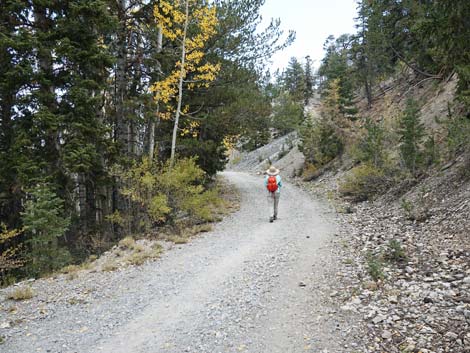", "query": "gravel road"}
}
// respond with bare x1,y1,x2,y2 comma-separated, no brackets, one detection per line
1,171,358,353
